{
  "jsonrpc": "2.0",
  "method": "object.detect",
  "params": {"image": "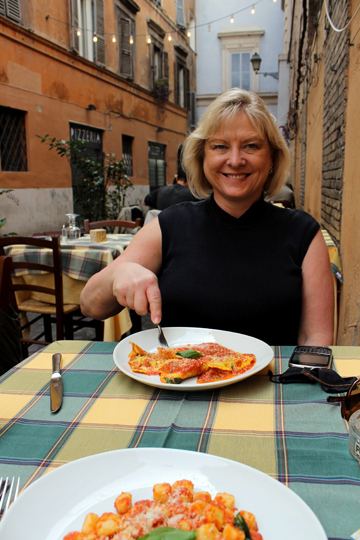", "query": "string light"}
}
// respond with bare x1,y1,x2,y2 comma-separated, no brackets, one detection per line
46,2,268,47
